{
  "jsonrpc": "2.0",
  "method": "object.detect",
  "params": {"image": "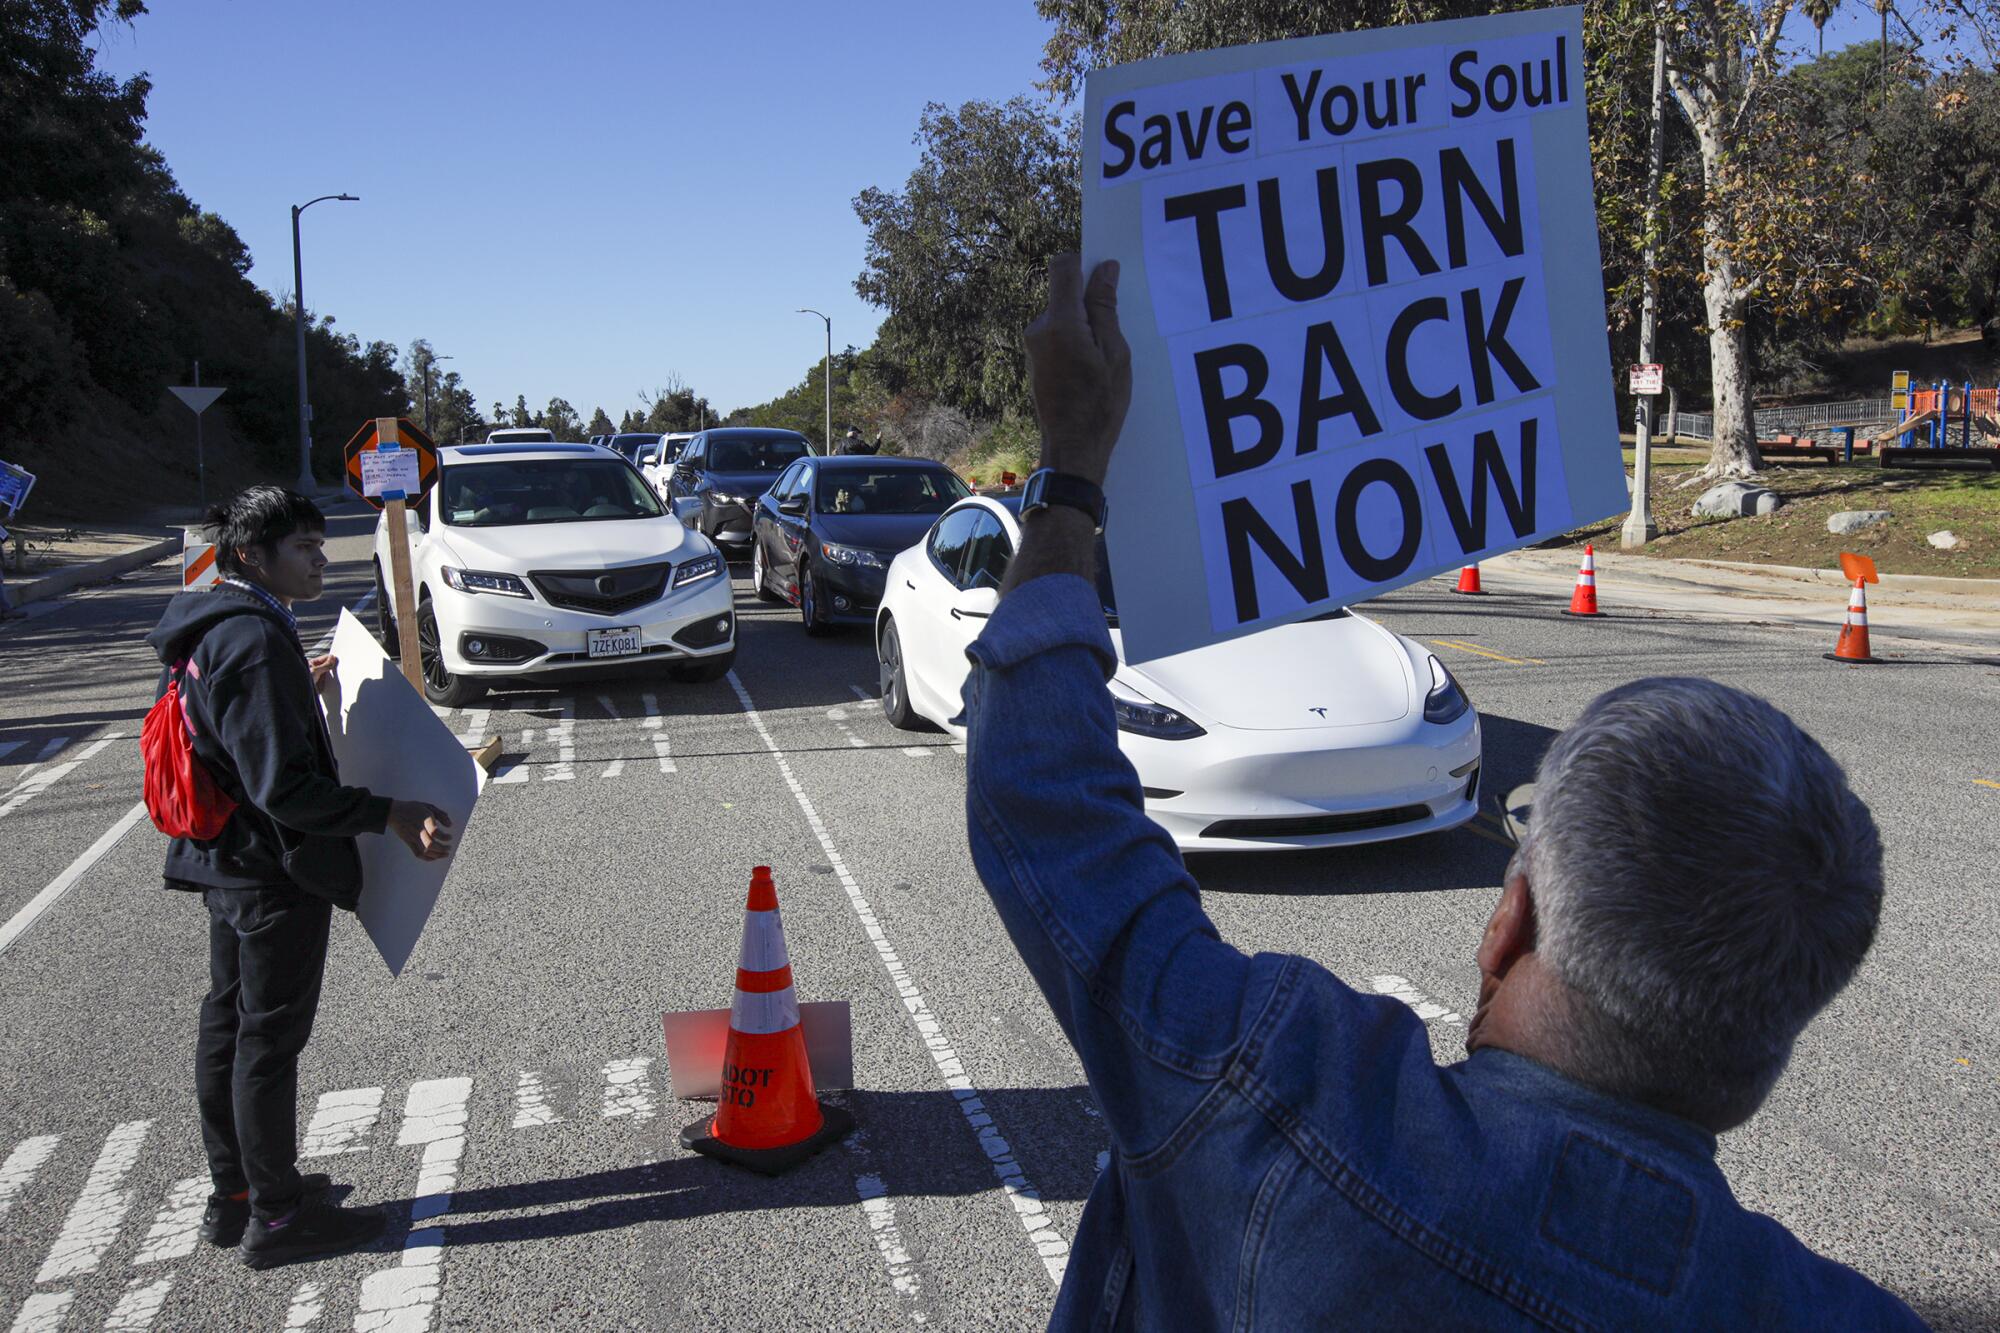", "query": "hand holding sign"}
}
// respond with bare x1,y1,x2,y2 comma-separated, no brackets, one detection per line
1026,257,1133,487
